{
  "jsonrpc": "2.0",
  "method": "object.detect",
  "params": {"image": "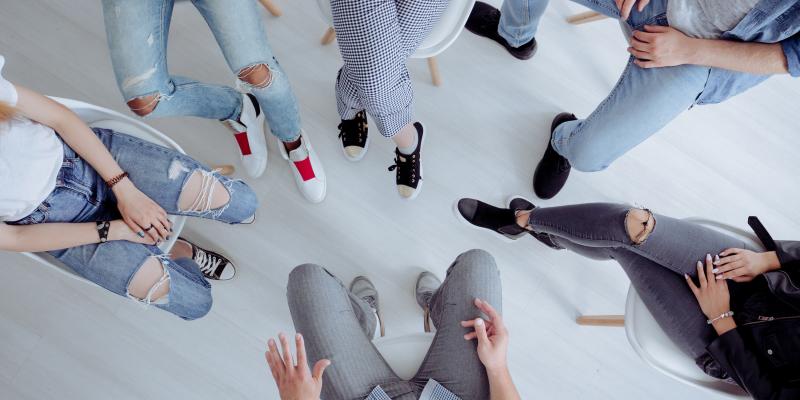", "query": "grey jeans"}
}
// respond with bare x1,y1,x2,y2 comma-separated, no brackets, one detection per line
527,202,768,378
287,249,502,400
